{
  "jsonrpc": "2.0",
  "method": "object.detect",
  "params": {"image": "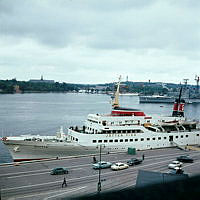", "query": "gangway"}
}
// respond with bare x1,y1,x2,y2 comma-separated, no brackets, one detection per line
170,141,186,151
